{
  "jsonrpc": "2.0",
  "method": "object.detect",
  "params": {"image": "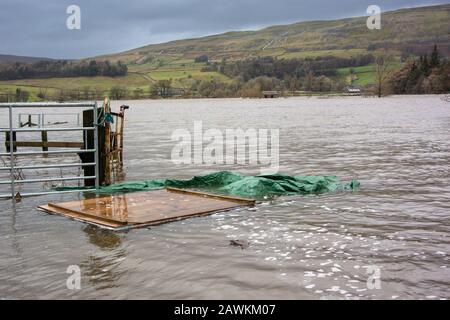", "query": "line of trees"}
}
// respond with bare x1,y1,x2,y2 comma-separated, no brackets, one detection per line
213,54,375,81
389,45,449,94
0,60,128,80
189,74,346,98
